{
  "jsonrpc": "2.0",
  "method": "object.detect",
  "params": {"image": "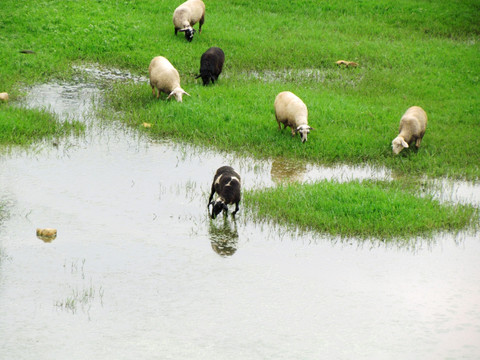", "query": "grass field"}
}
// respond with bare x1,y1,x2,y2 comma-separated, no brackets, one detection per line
1,0,479,238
